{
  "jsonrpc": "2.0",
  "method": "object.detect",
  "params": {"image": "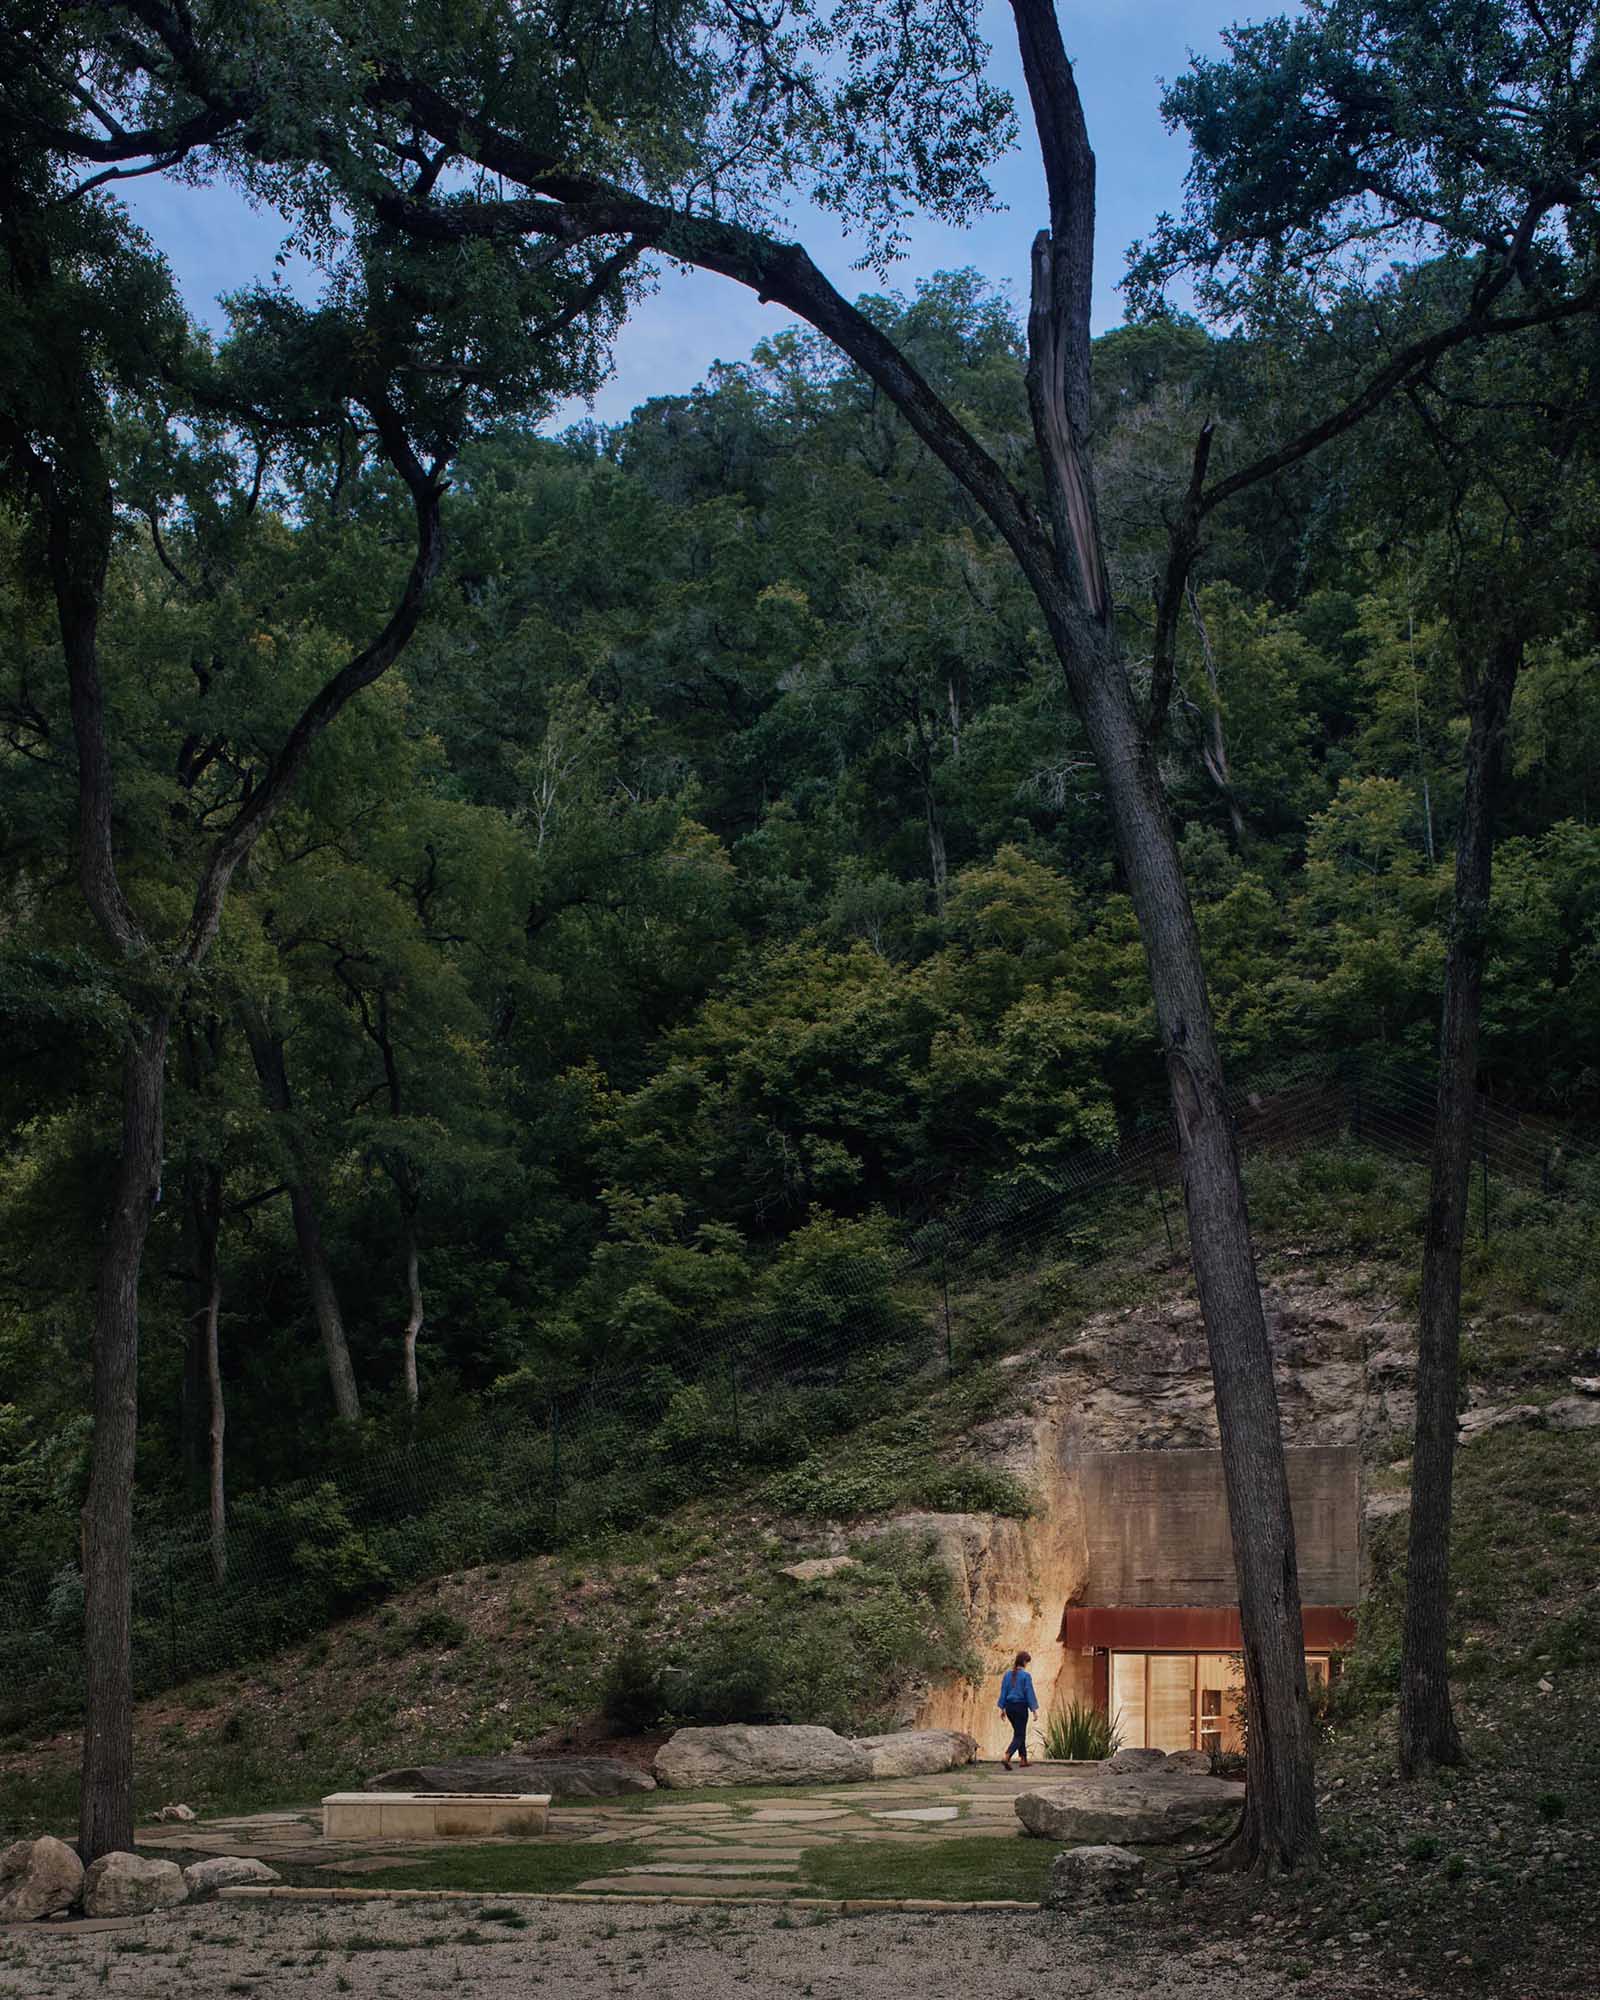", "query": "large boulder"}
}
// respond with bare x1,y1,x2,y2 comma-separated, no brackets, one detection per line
854,1729,977,1779
364,1756,655,1799
1016,1770,1244,1845
82,1853,187,1918
1043,1844,1145,1907
182,1857,281,1896
0,1836,83,1923
654,1724,871,1789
